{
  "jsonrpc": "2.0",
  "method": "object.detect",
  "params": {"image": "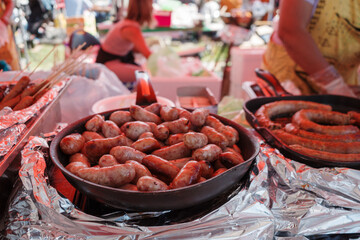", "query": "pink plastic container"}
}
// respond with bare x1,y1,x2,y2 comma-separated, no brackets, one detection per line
154,11,172,27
